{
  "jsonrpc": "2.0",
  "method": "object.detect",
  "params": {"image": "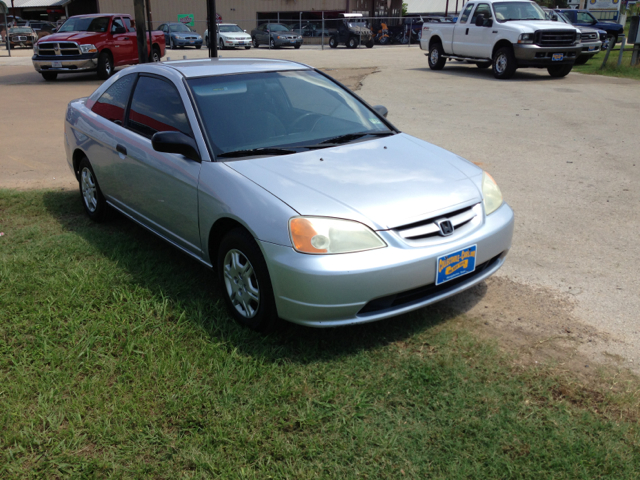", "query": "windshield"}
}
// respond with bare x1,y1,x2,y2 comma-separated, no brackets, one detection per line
170,24,193,32
493,2,546,22
10,27,32,33
267,24,290,32
219,24,243,33
554,12,570,24
58,16,110,33
187,70,393,157
348,21,368,27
